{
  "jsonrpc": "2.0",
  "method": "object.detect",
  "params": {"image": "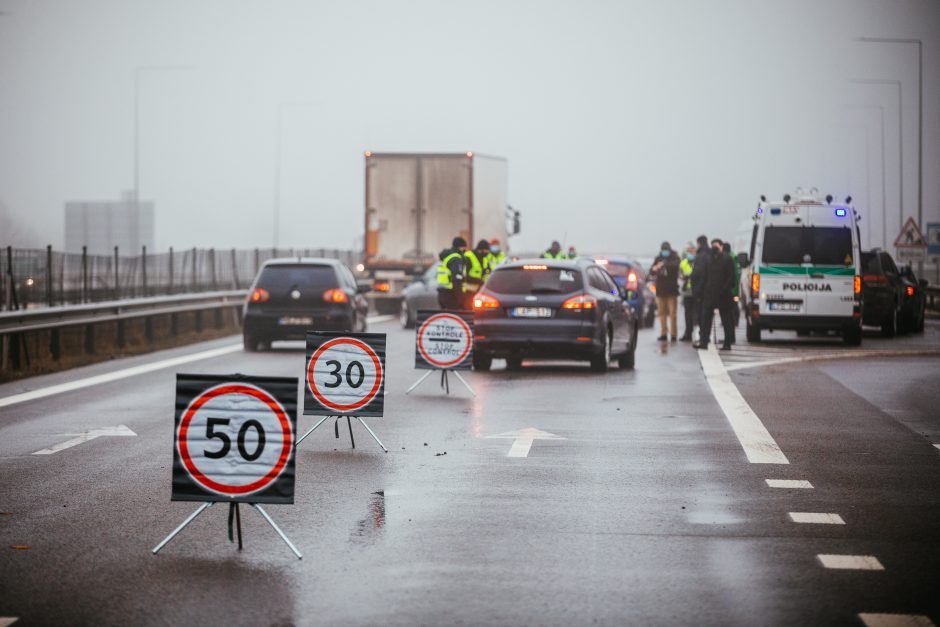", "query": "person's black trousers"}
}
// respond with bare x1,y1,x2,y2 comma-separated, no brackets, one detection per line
681,294,697,339
698,297,735,347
